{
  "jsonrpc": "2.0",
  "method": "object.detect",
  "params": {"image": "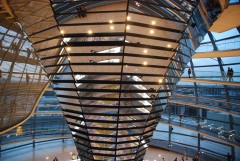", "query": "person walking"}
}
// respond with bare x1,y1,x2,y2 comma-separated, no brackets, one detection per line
188,67,191,78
